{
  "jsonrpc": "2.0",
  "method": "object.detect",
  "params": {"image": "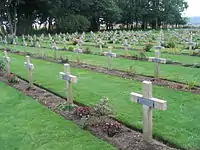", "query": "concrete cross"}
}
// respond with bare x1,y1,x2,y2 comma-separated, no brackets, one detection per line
59,64,77,105
130,81,167,143
149,50,166,78
97,39,104,54
74,44,82,63
24,56,34,88
3,51,10,75
104,46,116,69
187,32,196,54
52,40,58,59
122,39,130,57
